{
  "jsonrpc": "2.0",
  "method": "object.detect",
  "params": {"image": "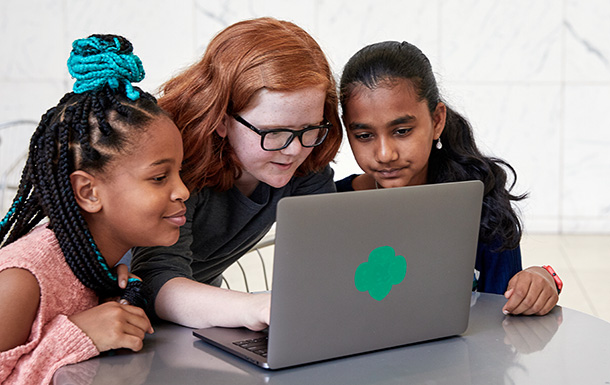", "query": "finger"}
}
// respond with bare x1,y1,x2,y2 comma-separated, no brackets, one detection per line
114,333,145,352
121,305,154,334
503,280,533,315
128,272,142,281
518,288,553,315
120,321,149,341
535,294,559,316
115,264,129,289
